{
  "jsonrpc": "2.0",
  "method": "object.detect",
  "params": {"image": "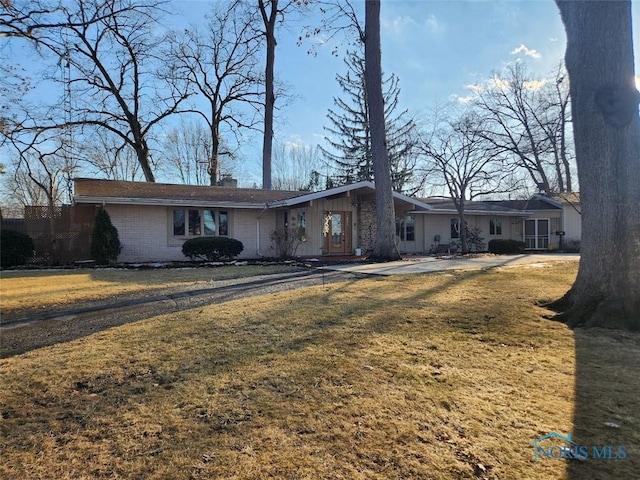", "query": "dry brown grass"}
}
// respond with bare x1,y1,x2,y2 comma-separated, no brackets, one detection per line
1,262,639,479
0,265,299,314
